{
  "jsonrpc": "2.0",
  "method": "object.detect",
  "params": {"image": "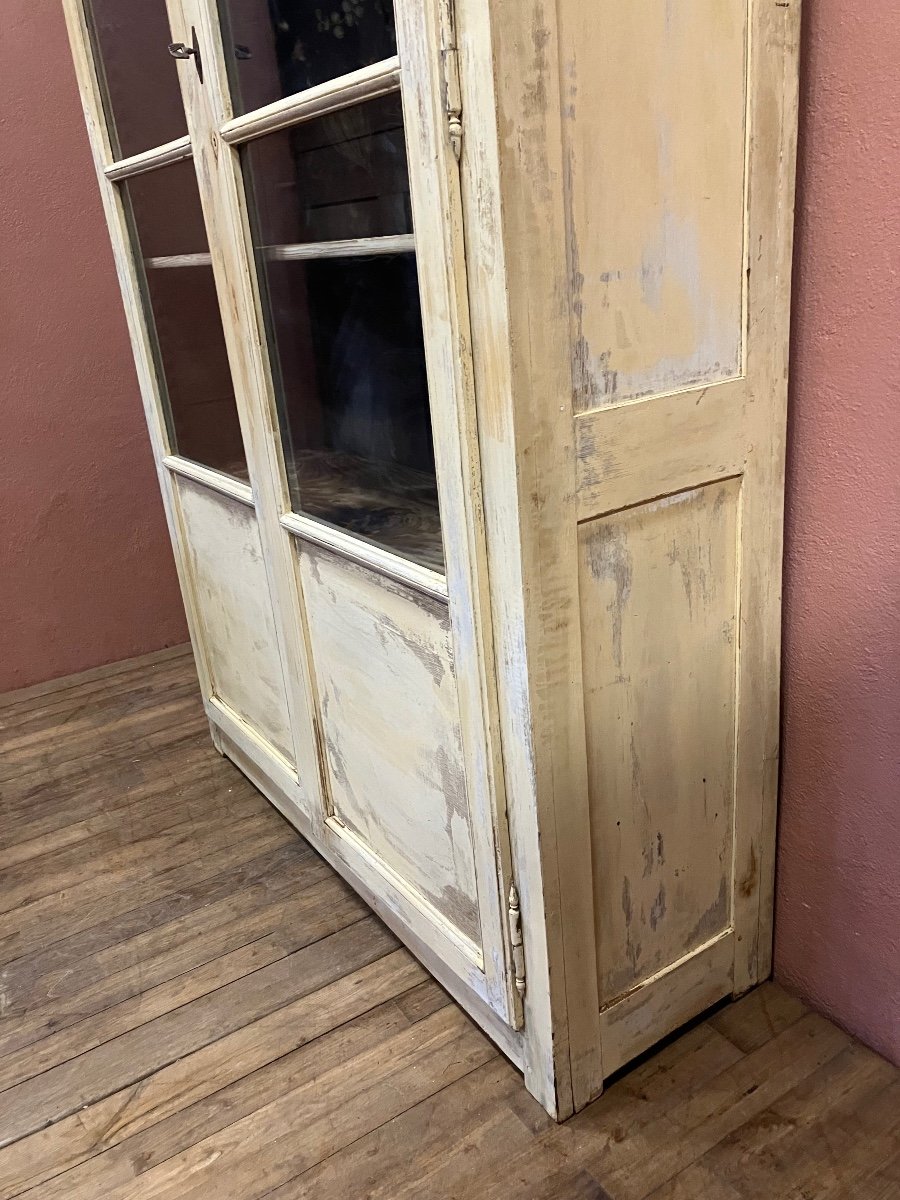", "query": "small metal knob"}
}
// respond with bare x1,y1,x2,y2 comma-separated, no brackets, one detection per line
167,27,203,82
